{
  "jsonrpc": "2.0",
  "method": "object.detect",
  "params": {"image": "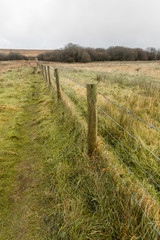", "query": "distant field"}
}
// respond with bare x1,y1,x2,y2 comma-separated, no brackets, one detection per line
0,60,32,73
0,49,51,57
48,60,160,80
